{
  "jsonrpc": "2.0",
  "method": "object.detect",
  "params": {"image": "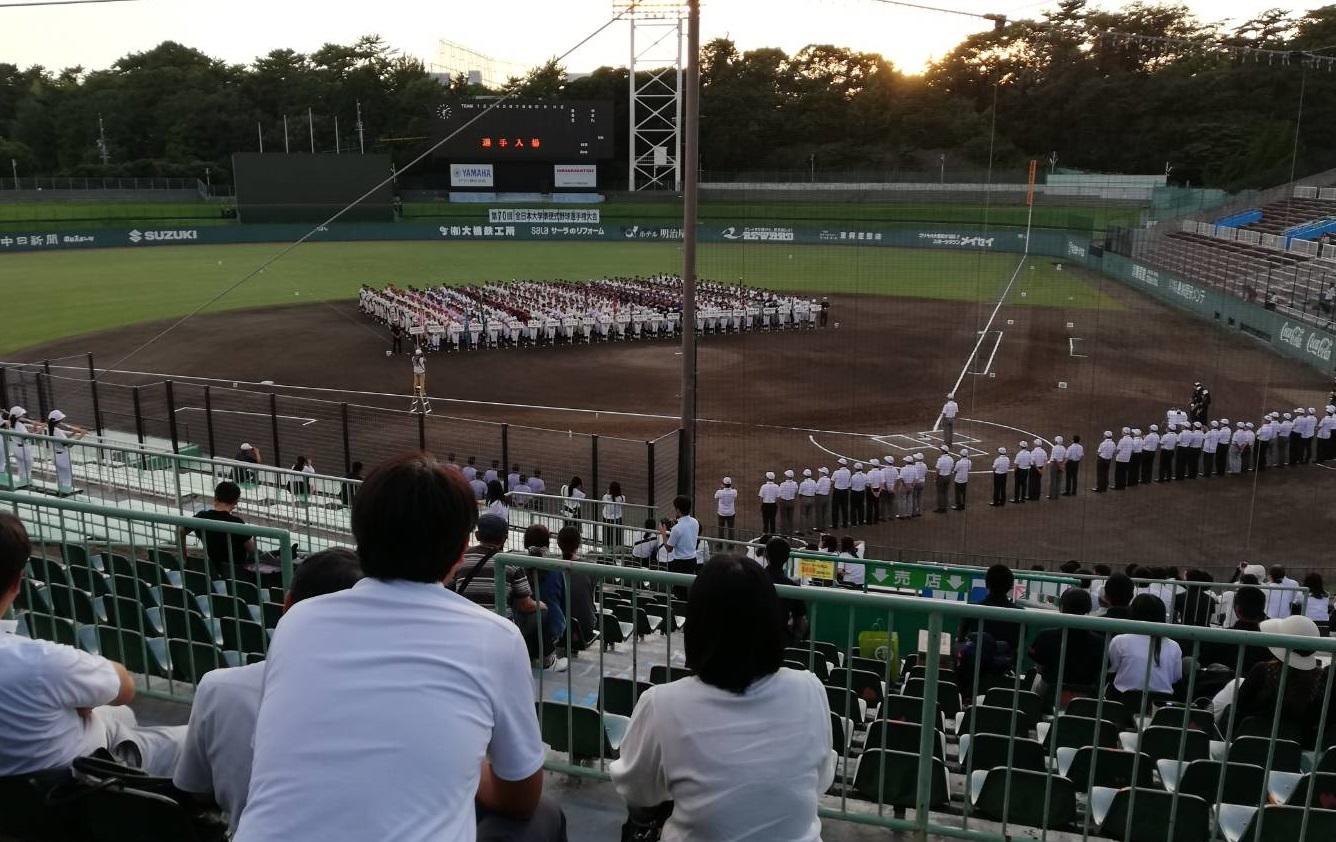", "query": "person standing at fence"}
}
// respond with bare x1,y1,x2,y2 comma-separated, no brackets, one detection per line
940,393,959,448
183,481,256,580
560,476,585,530
798,469,817,533
507,465,522,492
952,449,971,510
1113,428,1132,489
866,458,884,524
1154,425,1175,483
5,407,37,489
814,467,831,531
714,477,737,540
1094,431,1114,493
991,447,1010,507
288,456,316,502
46,410,85,495
758,472,780,535
1064,435,1083,496
1013,441,1032,503
663,496,701,601
601,482,626,549
778,470,798,535
848,462,867,527
830,459,851,529
1048,436,1066,500
933,446,954,514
